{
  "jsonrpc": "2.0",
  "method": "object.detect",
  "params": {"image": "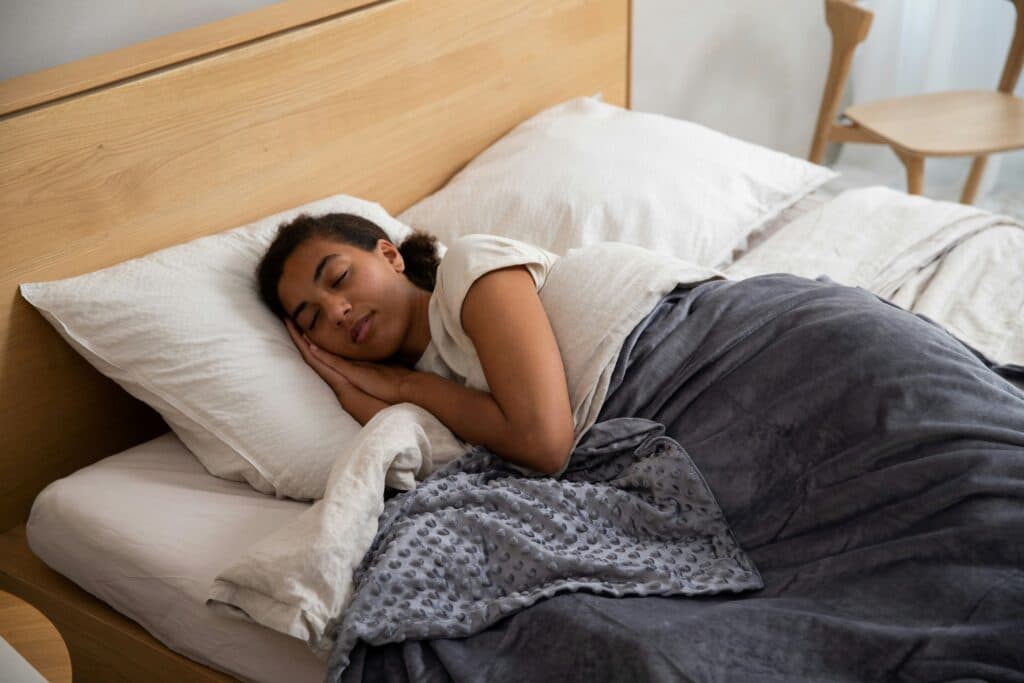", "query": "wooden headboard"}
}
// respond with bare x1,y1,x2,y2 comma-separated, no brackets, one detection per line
0,0,631,532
